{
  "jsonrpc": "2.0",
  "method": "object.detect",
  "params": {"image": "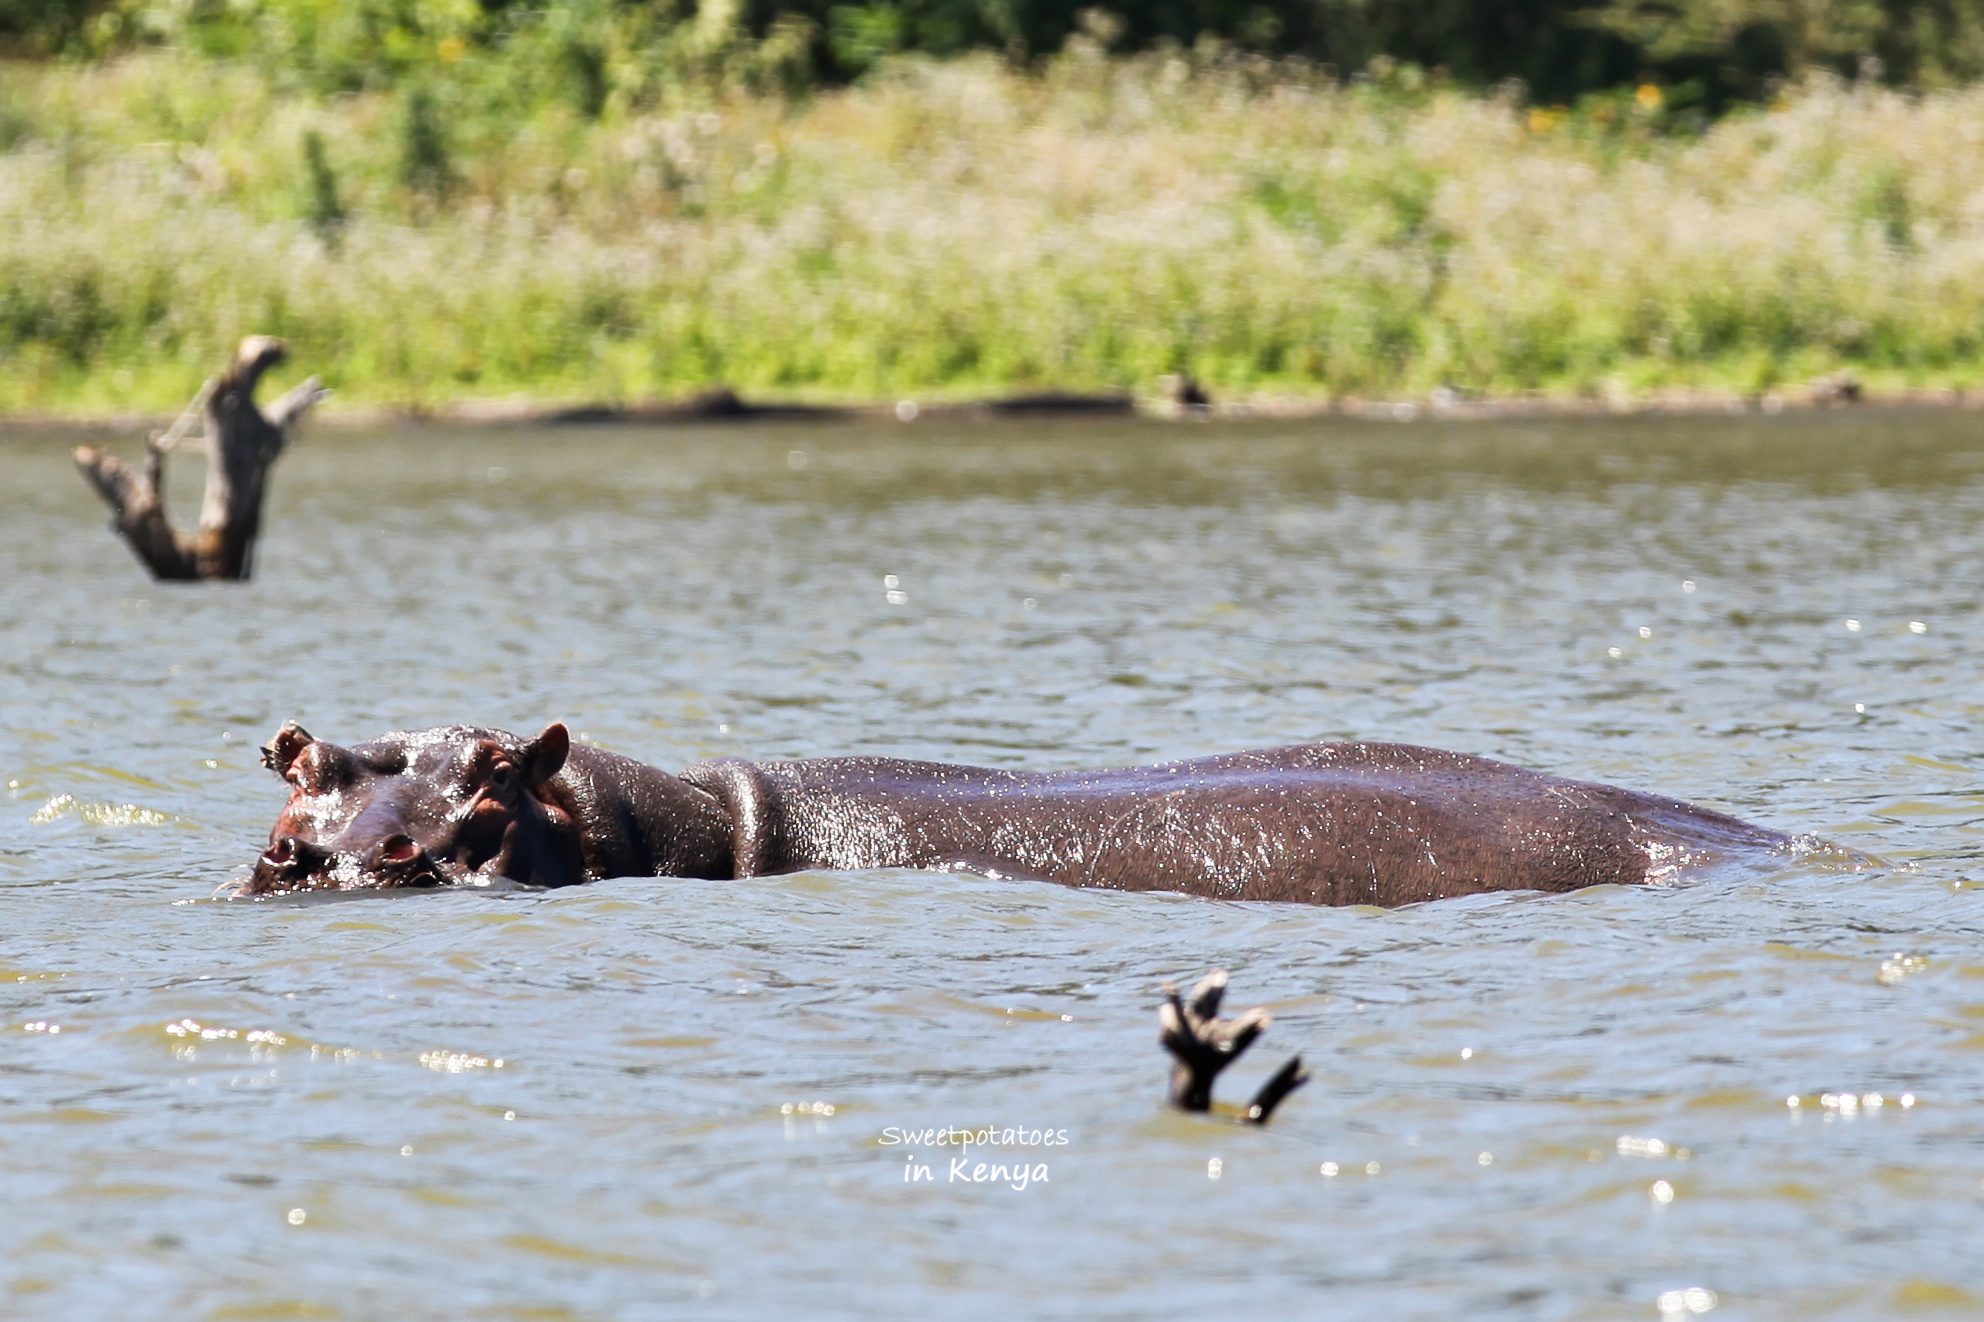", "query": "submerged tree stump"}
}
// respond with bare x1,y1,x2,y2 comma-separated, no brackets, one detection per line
74,337,326,581
1159,969,1308,1125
